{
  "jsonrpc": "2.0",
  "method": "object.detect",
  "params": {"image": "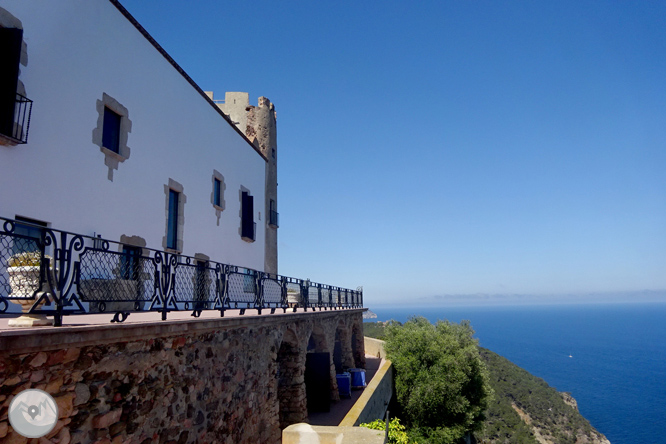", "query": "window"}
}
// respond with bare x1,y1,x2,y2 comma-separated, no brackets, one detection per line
243,272,257,294
213,178,221,207
167,189,179,250
120,245,141,280
163,179,186,252
93,93,131,181
194,260,210,308
269,199,279,228
12,216,46,255
241,190,255,242
102,107,121,153
0,27,31,144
